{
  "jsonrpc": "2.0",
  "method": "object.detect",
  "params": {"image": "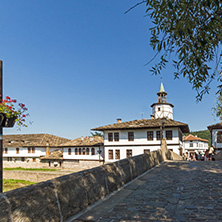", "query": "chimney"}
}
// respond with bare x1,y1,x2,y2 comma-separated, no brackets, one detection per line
117,118,122,123
150,115,155,119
